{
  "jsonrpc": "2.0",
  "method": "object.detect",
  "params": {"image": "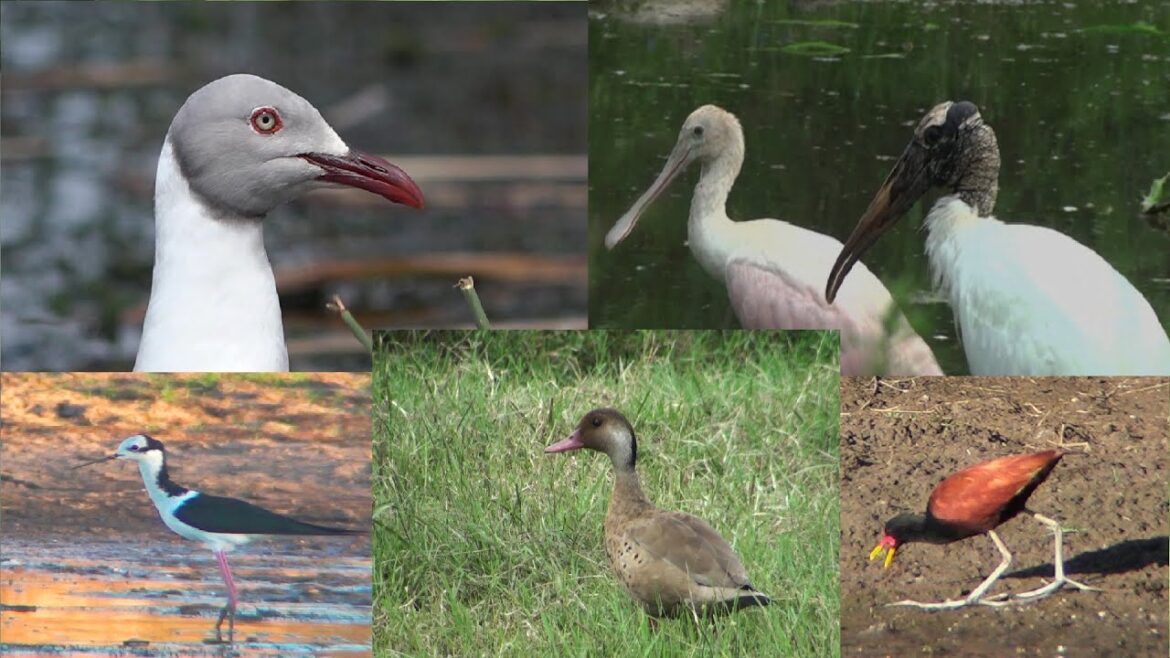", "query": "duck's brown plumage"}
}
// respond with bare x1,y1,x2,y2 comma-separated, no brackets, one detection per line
546,408,769,618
